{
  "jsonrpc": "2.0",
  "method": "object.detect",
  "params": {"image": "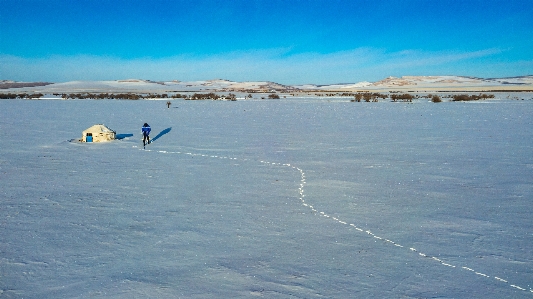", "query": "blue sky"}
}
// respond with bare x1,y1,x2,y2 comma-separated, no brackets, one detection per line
1,0,532,84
